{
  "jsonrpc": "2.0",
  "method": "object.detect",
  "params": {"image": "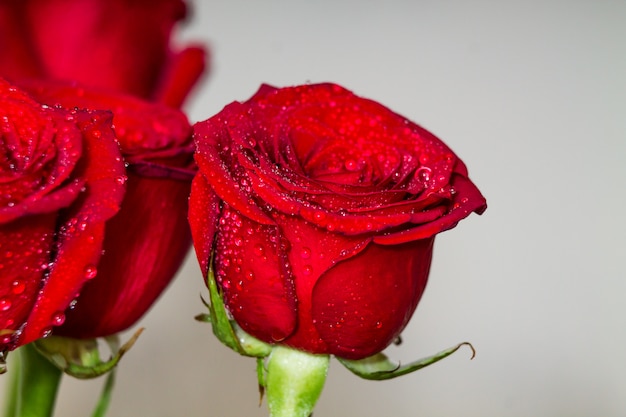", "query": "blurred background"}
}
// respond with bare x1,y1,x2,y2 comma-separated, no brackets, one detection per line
2,1,625,416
